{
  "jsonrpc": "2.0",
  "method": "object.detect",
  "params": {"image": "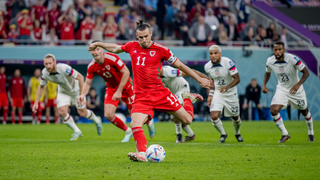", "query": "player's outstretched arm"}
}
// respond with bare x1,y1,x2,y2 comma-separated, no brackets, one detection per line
32,85,45,113
113,66,130,101
88,42,124,54
220,73,240,93
262,72,271,94
173,59,211,88
290,67,309,94
78,76,92,105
